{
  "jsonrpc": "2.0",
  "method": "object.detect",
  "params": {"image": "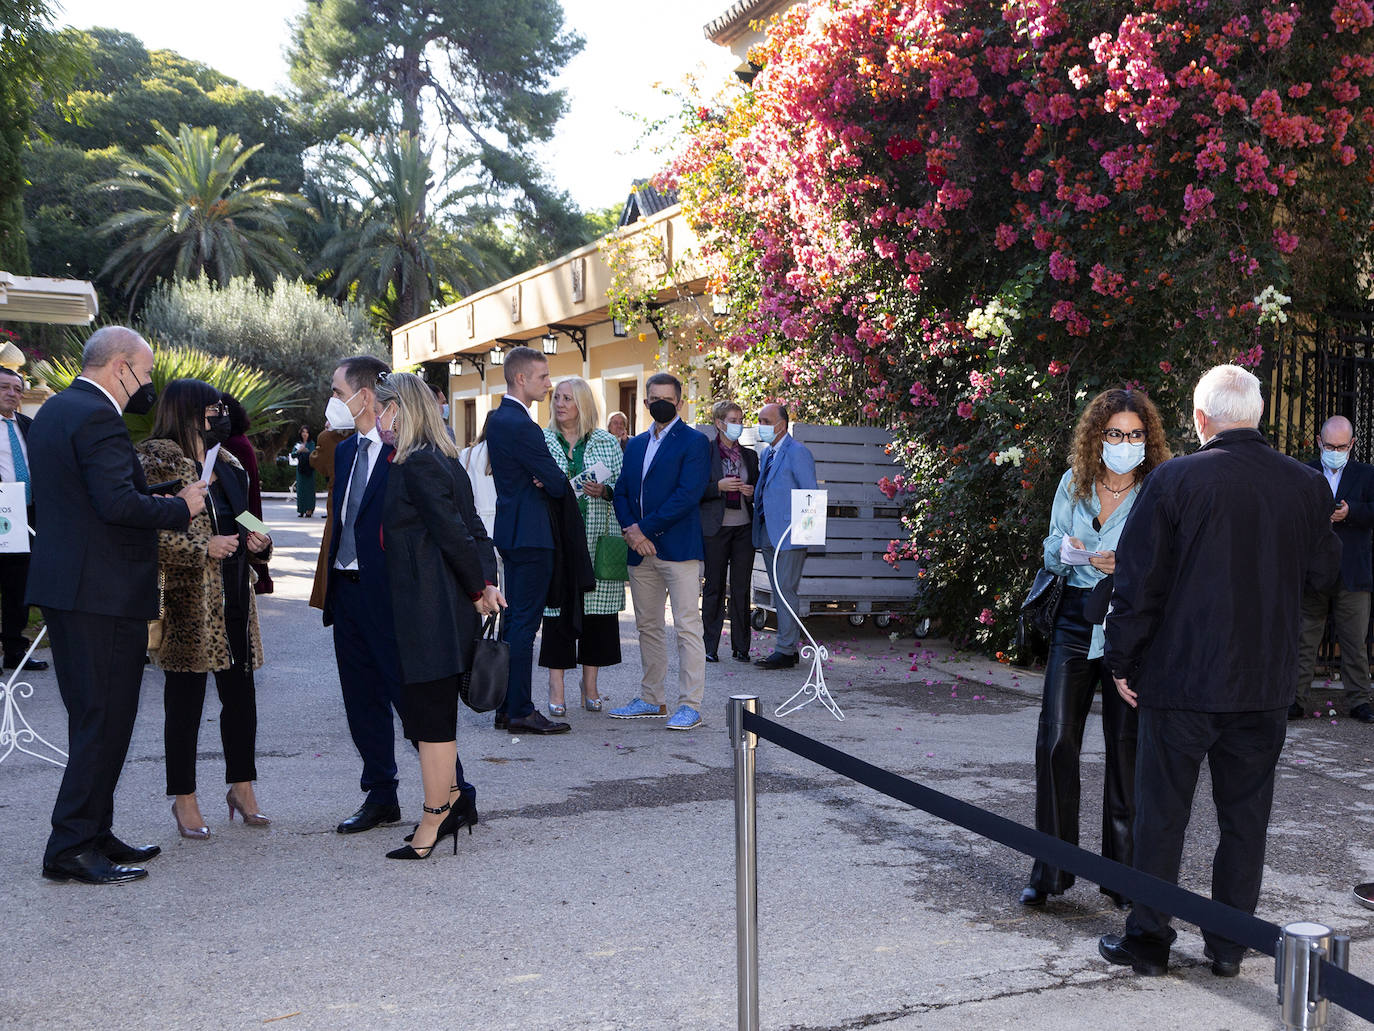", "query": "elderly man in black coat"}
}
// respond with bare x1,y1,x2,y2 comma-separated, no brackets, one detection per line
1097,364,1340,978
1291,414,1374,722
